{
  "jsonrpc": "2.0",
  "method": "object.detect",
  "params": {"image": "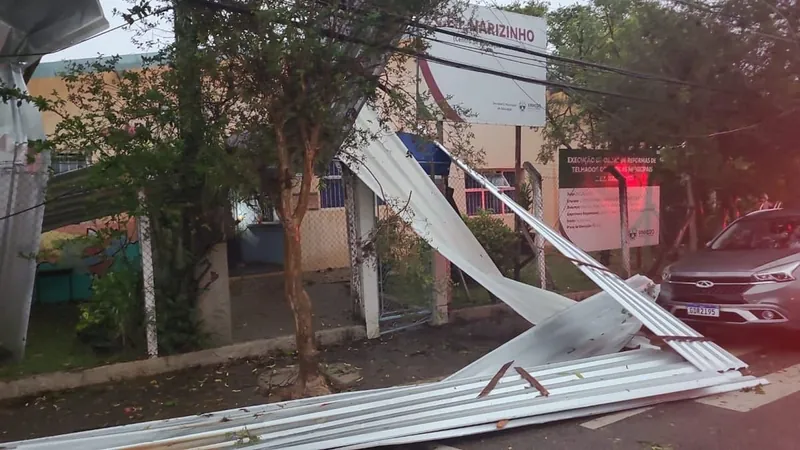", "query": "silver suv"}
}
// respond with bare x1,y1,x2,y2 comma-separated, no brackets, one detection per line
658,208,800,329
